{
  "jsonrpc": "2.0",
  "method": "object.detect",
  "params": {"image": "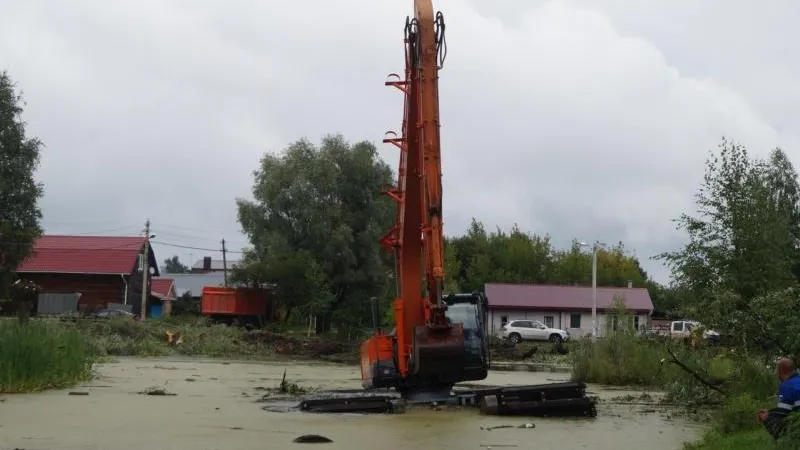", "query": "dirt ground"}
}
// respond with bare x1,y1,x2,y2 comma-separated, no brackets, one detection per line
0,357,701,450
